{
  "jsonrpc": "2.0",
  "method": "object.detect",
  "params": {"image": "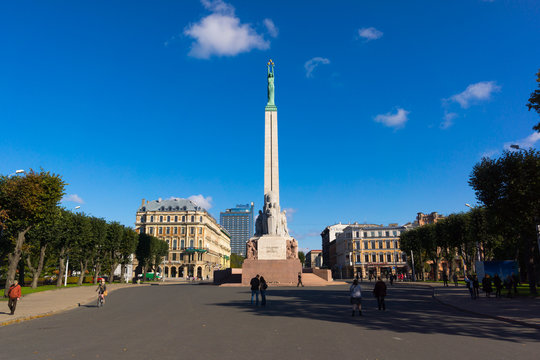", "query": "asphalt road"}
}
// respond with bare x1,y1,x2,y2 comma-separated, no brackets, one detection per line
1,283,539,360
